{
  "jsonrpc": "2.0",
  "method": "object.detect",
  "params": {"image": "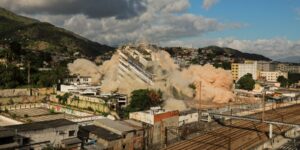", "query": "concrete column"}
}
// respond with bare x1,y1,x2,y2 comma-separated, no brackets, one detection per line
269,124,273,139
